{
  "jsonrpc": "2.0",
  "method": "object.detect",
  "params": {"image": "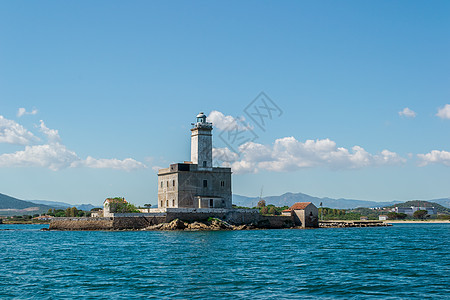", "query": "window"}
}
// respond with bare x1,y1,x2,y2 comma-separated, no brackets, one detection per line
166,200,169,206
160,201,163,207
210,199,214,207
172,199,175,207
203,161,207,167
220,181,225,187
161,181,163,188
203,180,207,188
167,181,168,187
173,180,175,187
